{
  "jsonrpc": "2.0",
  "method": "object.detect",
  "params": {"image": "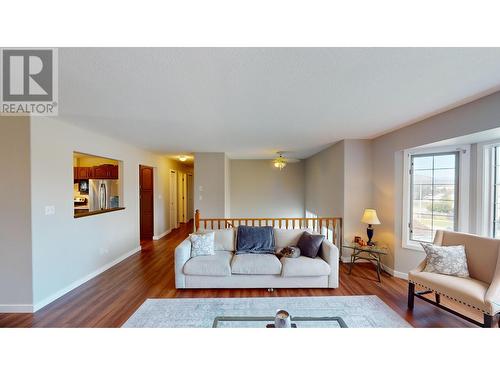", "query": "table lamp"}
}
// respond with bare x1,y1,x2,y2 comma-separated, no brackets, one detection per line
361,208,381,245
